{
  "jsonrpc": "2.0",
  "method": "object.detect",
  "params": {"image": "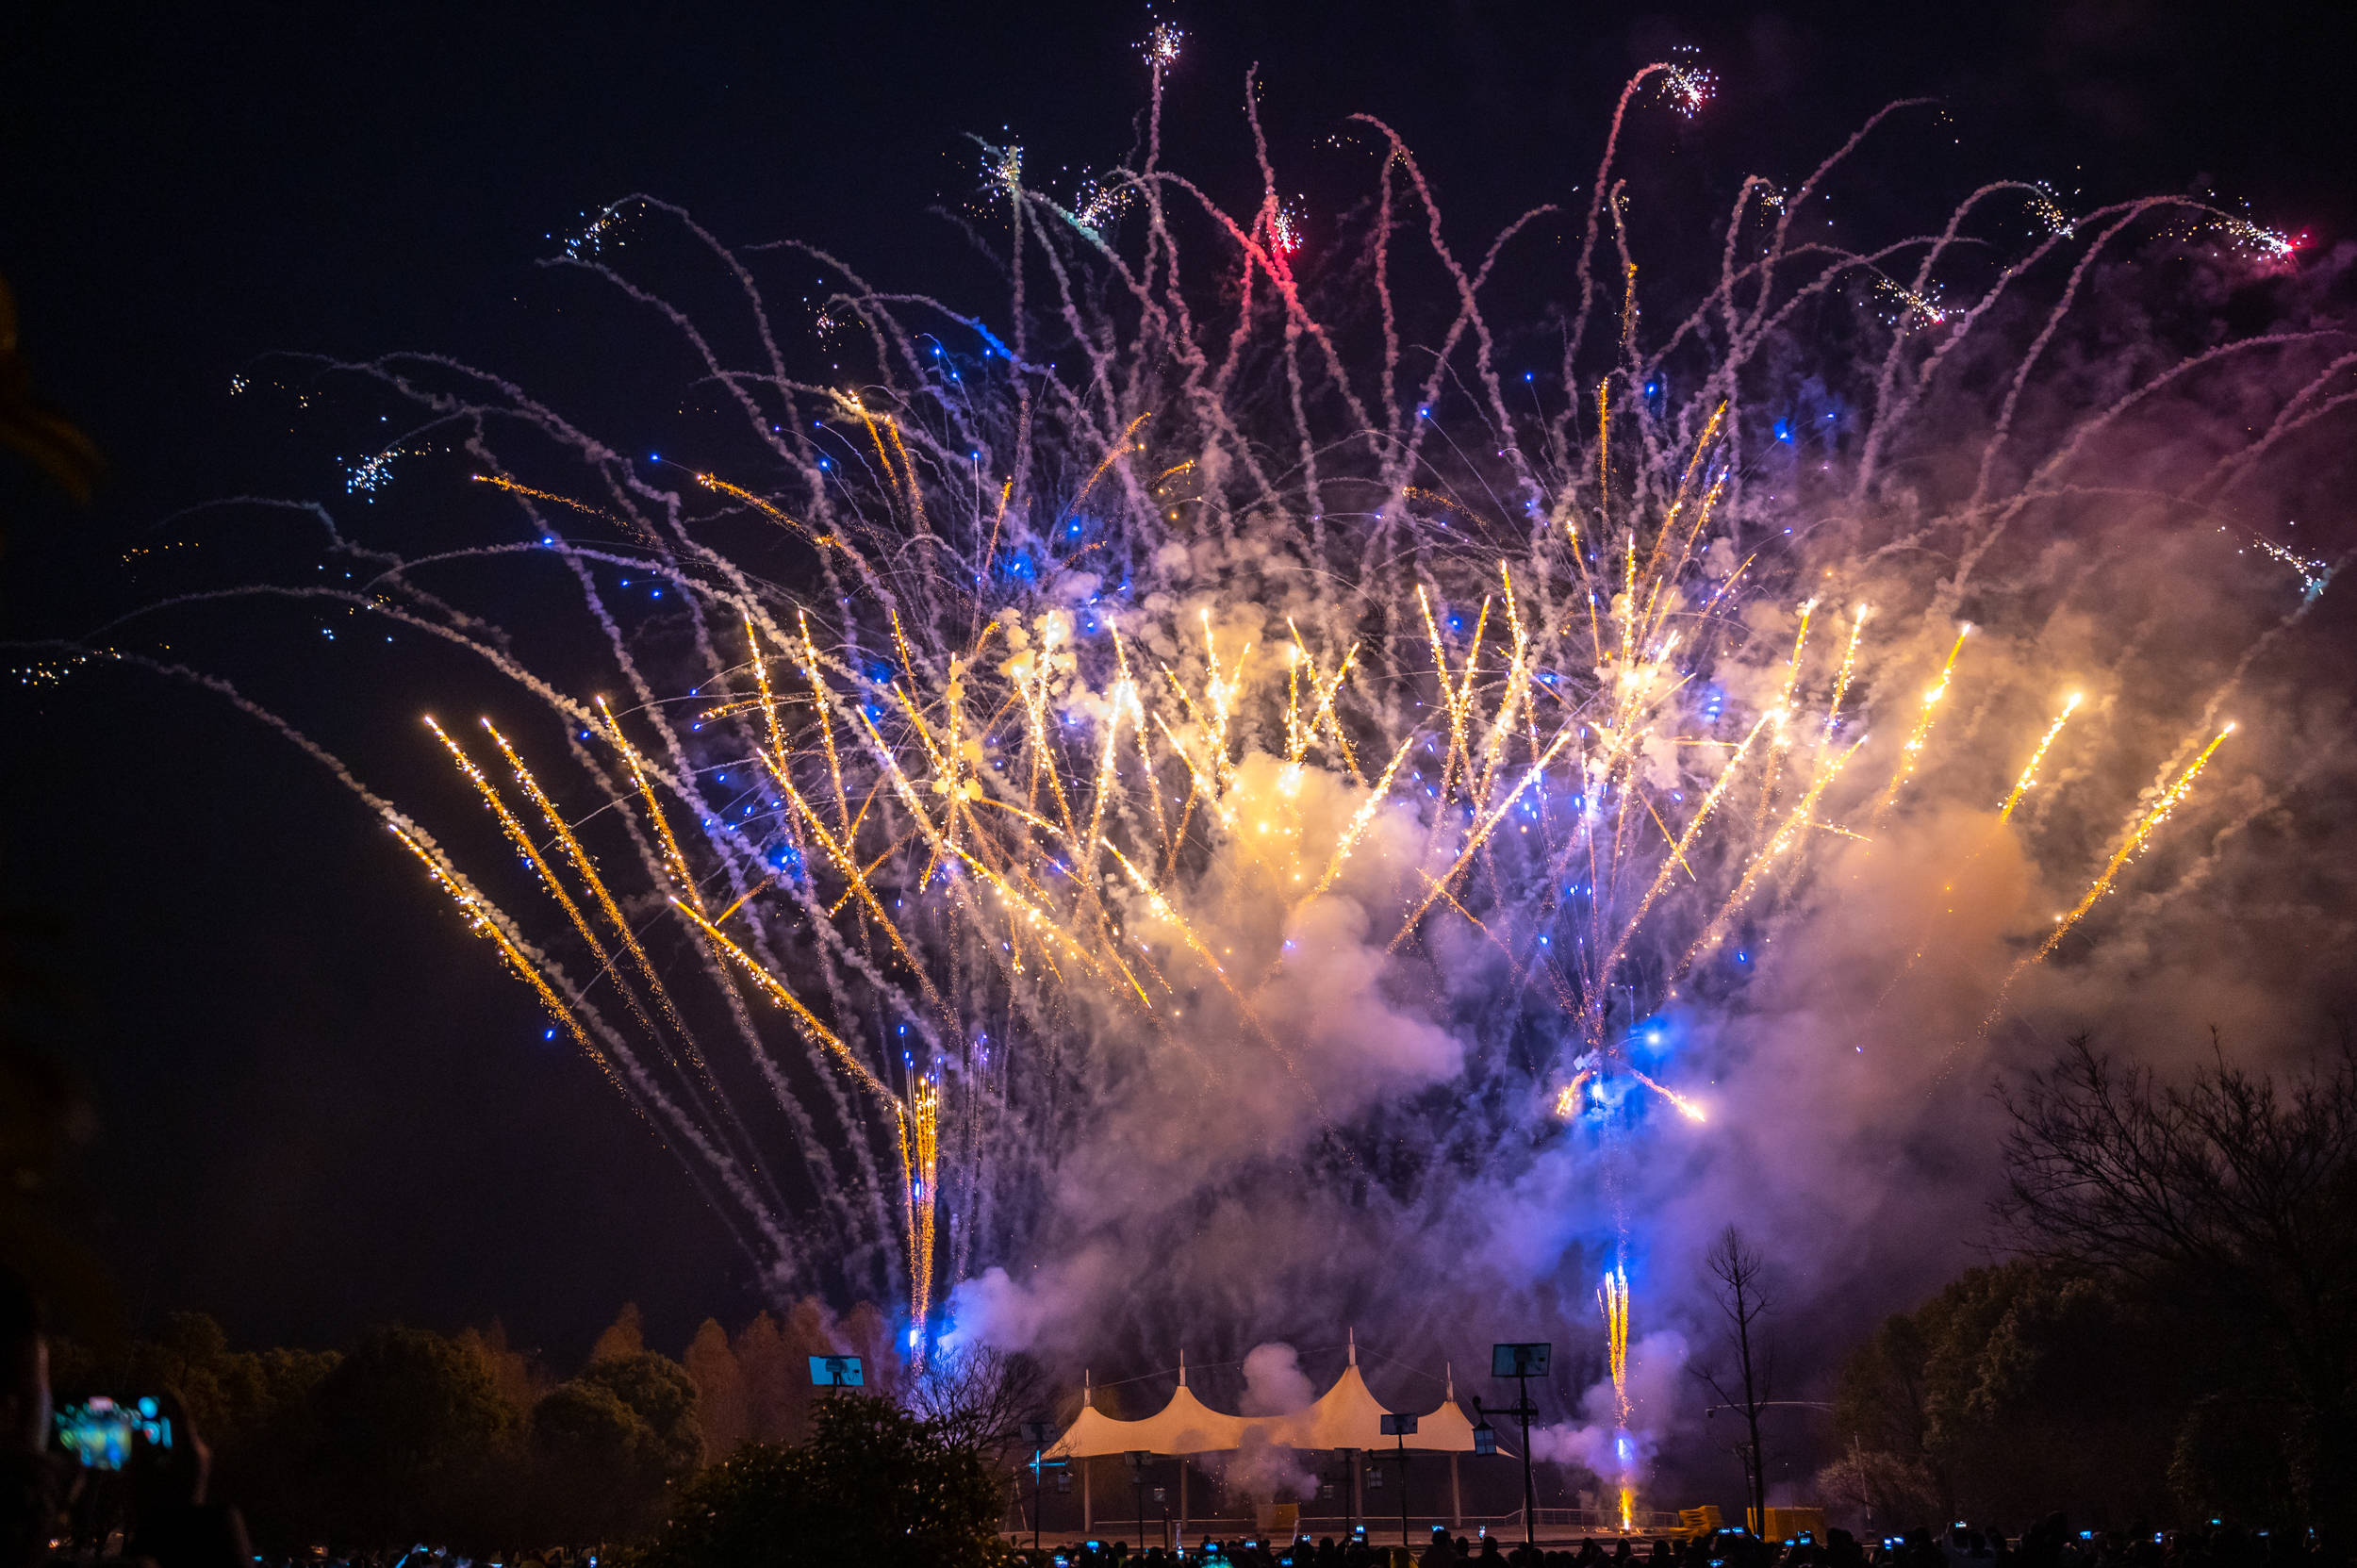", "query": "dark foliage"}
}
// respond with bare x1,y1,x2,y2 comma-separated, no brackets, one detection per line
1997,1034,2357,1528
1824,1033,2357,1533
1821,1262,2181,1528
529,1352,705,1541
43,1296,914,1554
313,1327,517,1544
630,1394,1006,1568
